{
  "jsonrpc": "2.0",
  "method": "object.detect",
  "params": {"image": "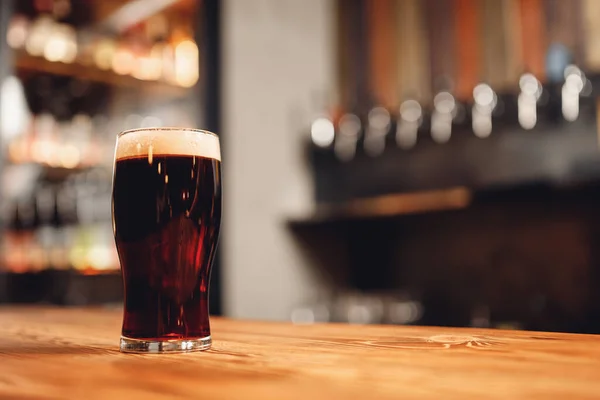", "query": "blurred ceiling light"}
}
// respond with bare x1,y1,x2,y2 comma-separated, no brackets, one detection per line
396,100,422,149
25,16,54,56
174,39,199,87
7,16,30,49
112,47,135,75
310,117,335,148
1,76,31,141
94,39,116,71
102,0,178,34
